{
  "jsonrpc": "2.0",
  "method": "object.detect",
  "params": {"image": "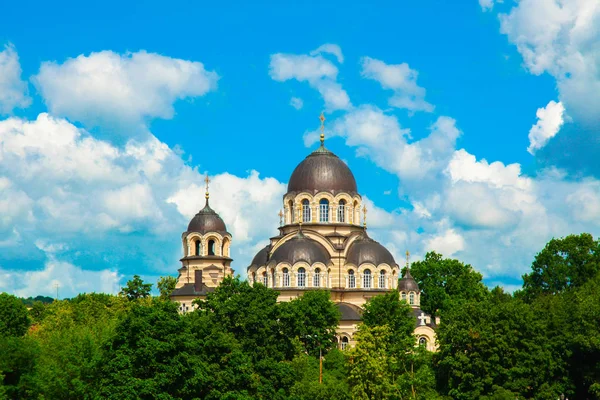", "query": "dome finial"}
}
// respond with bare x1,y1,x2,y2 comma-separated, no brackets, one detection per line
278,209,284,226
406,250,410,268
319,112,326,146
362,204,367,228
204,173,210,201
